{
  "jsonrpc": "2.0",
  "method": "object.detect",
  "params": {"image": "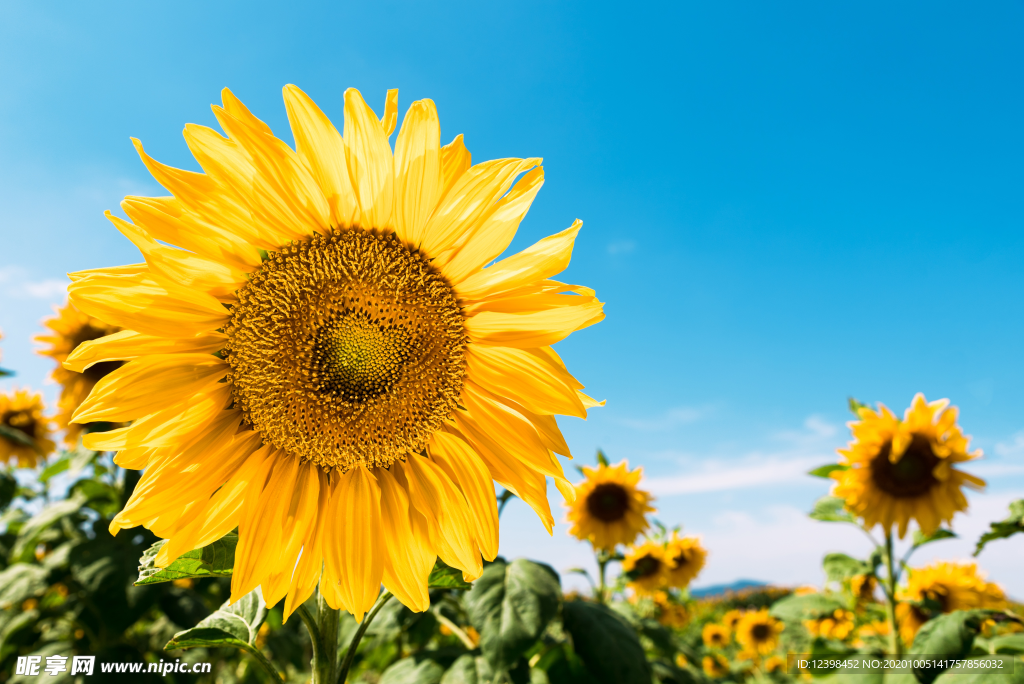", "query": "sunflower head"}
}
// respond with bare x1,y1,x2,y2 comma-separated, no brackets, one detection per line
736,608,784,655
663,533,707,589
566,459,654,551
652,590,689,629
804,608,855,640
764,655,787,674
702,654,730,678
622,539,668,594
849,573,877,602
702,622,731,648
722,609,745,632
0,388,56,467
895,561,1006,646
64,85,603,621
35,301,121,445
831,393,985,538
